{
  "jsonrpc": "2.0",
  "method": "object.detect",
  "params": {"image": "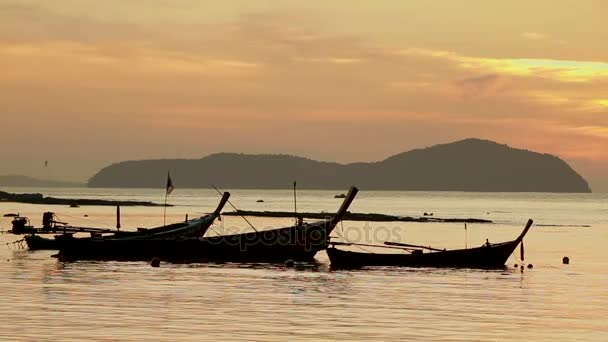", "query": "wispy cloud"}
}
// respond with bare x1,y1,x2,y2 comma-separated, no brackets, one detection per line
293,57,364,64
1,41,260,76
453,74,506,99
522,32,547,40
396,47,608,82
572,126,608,138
